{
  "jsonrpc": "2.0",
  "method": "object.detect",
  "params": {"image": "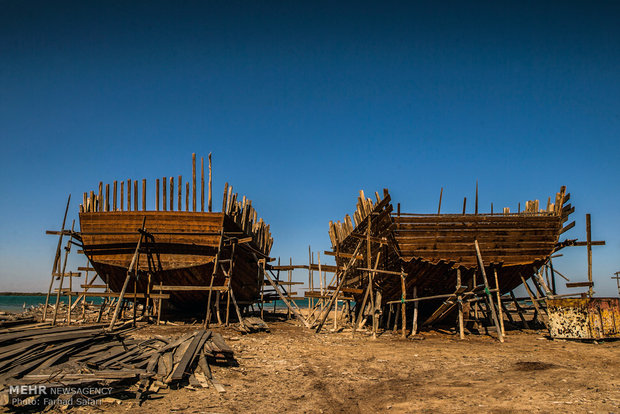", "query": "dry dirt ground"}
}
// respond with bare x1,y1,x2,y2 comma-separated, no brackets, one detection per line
61,320,620,413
